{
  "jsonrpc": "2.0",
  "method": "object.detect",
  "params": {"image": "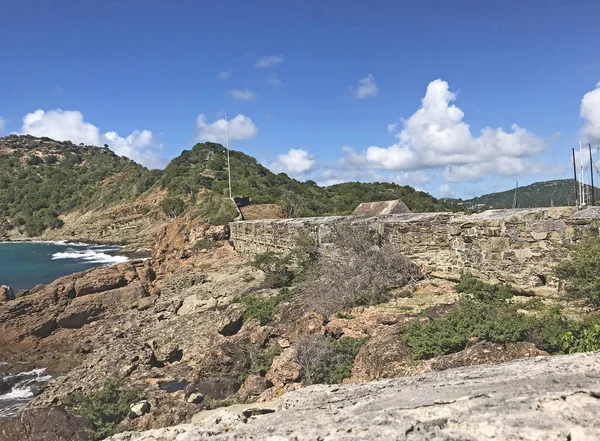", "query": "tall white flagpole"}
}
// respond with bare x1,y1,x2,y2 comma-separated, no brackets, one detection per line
225,113,232,199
